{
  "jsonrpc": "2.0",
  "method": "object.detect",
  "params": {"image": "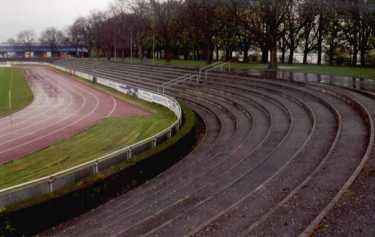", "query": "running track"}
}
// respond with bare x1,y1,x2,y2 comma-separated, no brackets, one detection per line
0,66,148,163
